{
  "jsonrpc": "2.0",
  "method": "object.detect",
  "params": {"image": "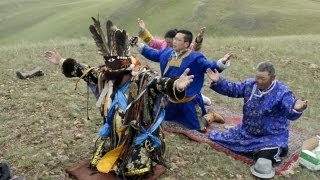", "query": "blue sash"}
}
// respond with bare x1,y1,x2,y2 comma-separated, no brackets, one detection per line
133,108,165,148
99,81,130,138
